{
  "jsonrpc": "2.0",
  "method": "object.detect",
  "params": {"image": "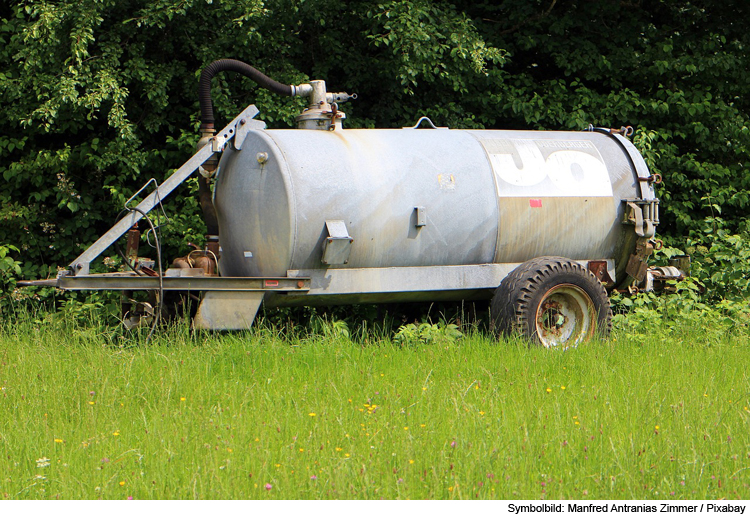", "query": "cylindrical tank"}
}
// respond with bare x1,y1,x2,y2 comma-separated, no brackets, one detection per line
214,127,654,293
